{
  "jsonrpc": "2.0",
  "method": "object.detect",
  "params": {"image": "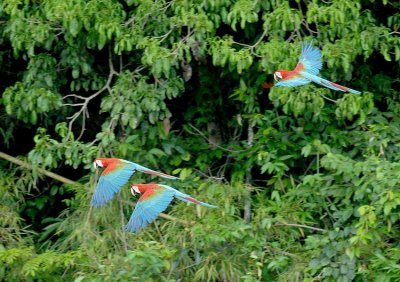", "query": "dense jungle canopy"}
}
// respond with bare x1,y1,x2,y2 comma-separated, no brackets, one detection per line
1,0,400,281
